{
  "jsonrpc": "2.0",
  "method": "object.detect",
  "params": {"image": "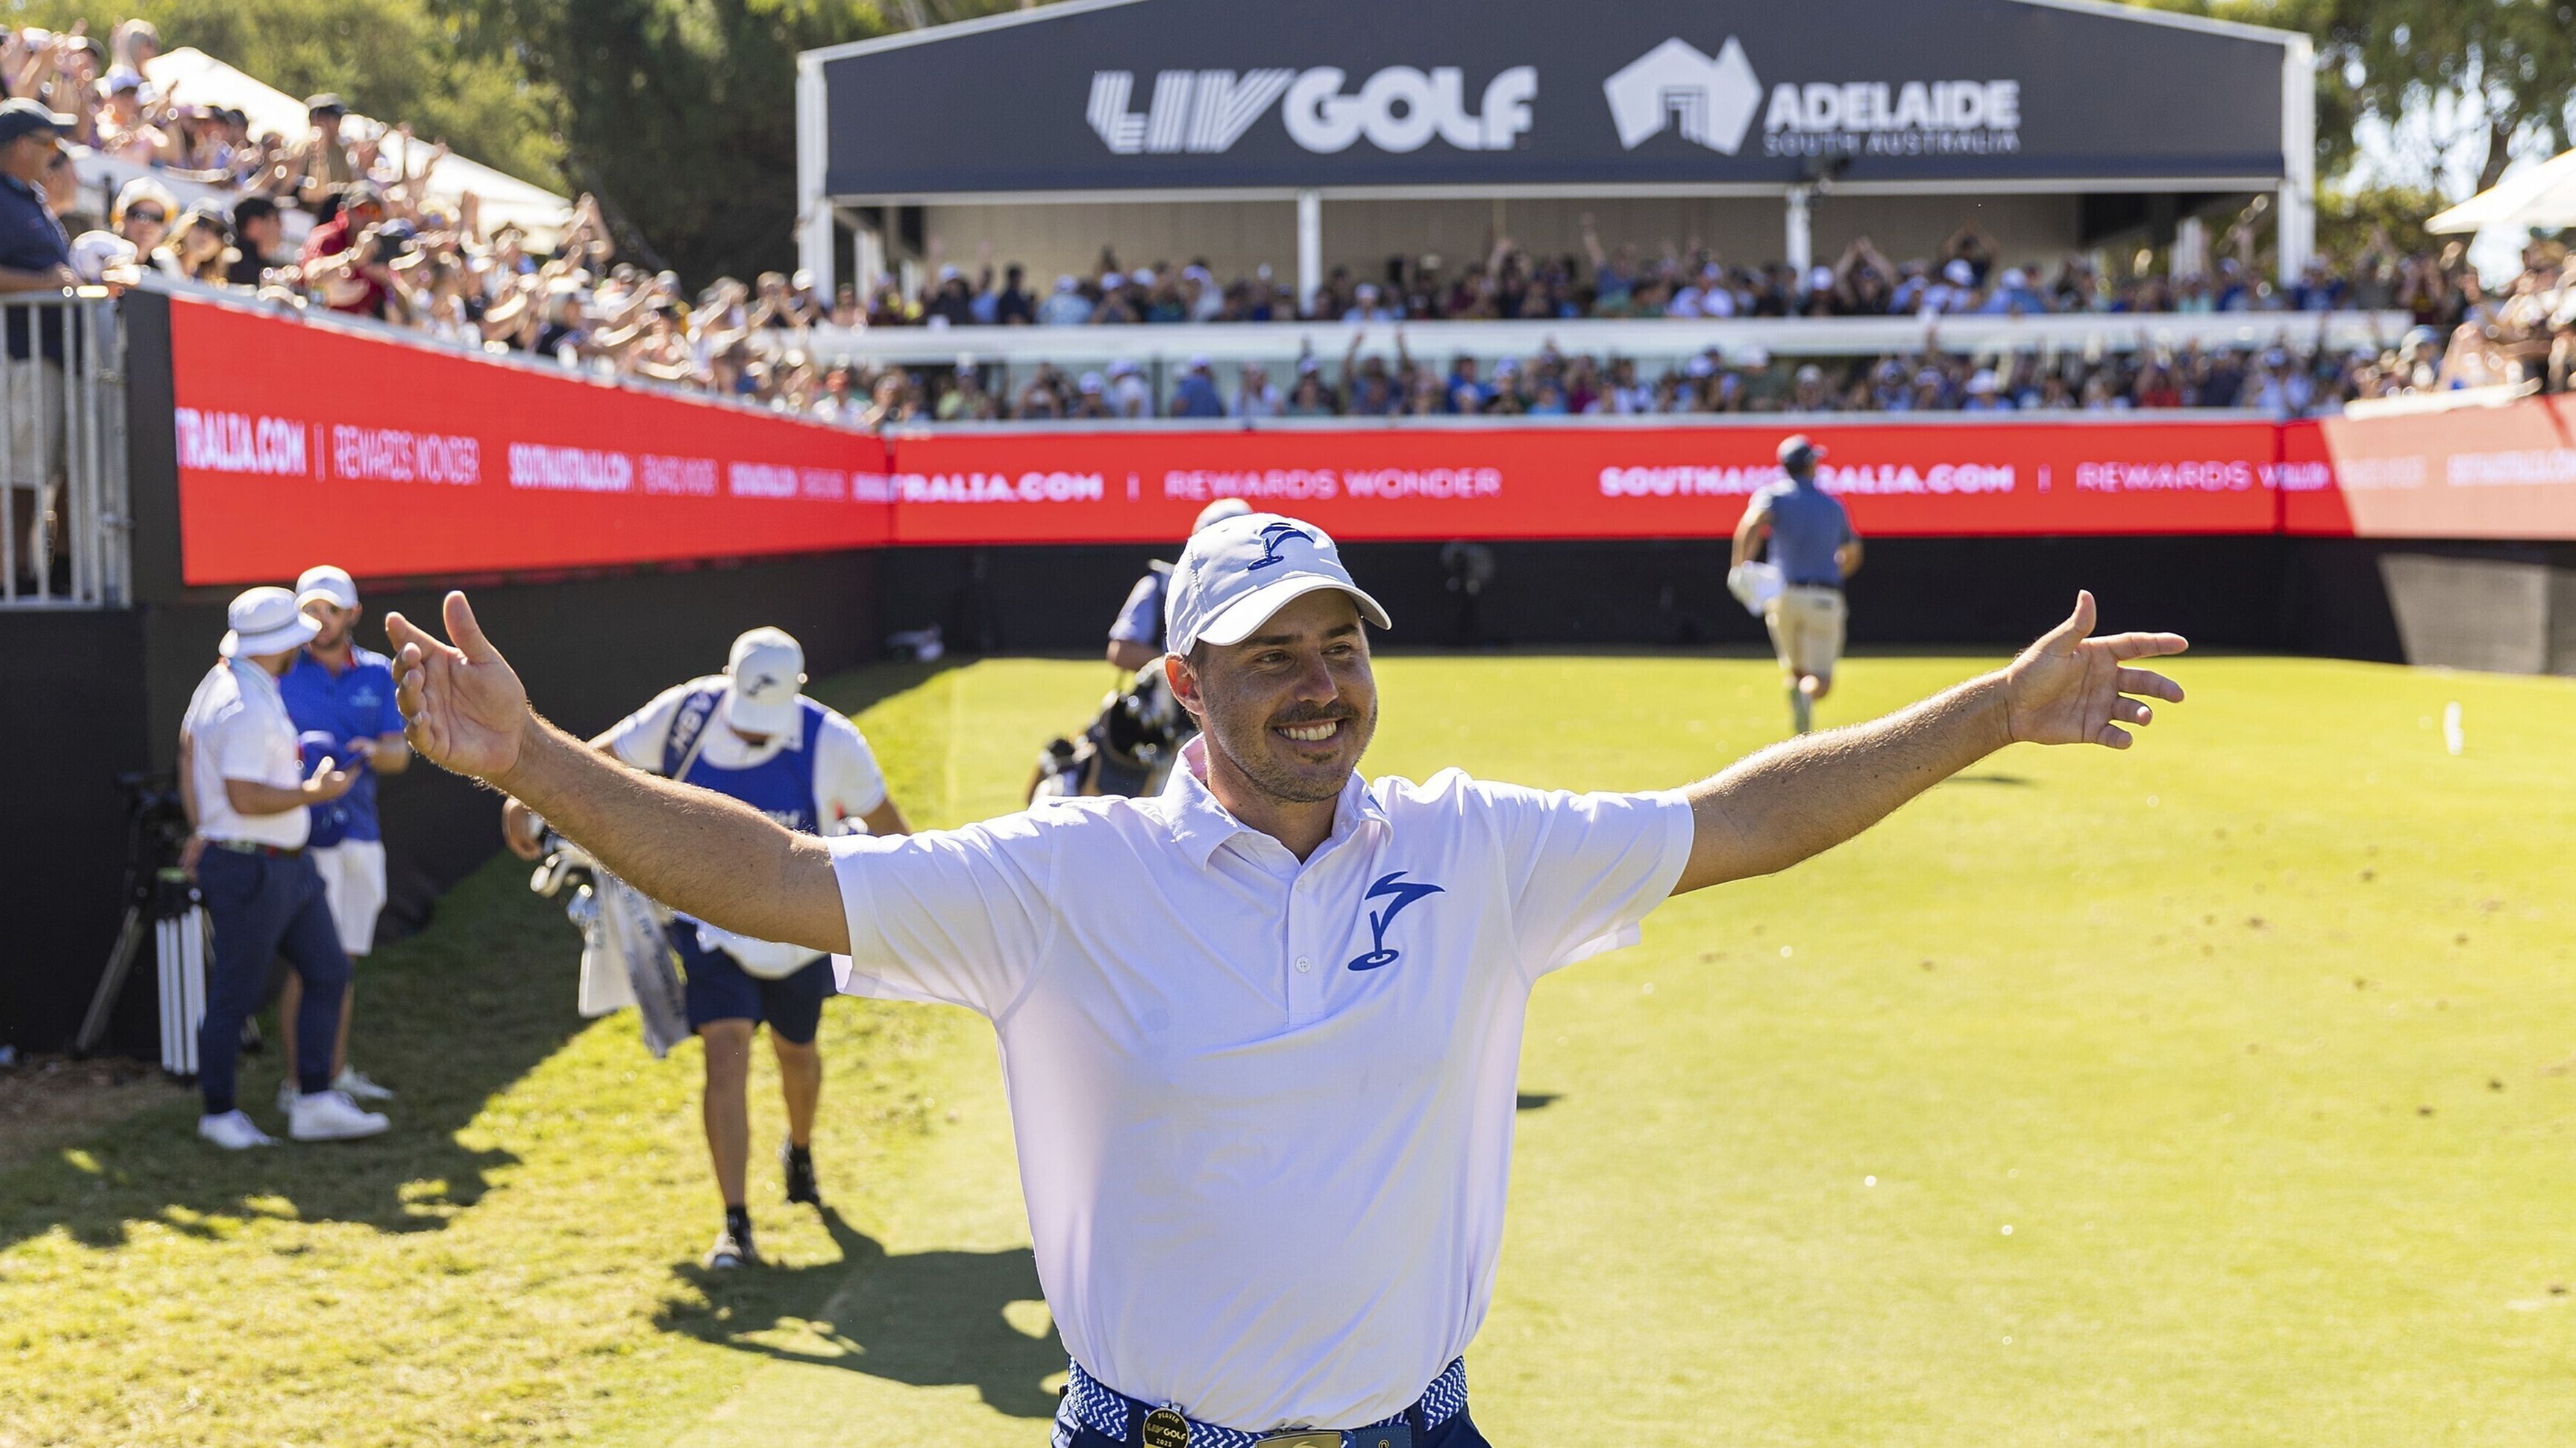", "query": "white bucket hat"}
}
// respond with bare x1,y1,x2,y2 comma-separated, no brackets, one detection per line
1165,513,1390,656
724,627,806,736
220,586,320,659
